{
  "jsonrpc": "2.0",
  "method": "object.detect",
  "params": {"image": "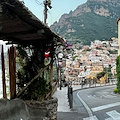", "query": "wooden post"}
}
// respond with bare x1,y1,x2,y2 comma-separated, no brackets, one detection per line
57,65,59,87
1,45,7,98
8,46,16,99
50,45,54,87
50,62,53,86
